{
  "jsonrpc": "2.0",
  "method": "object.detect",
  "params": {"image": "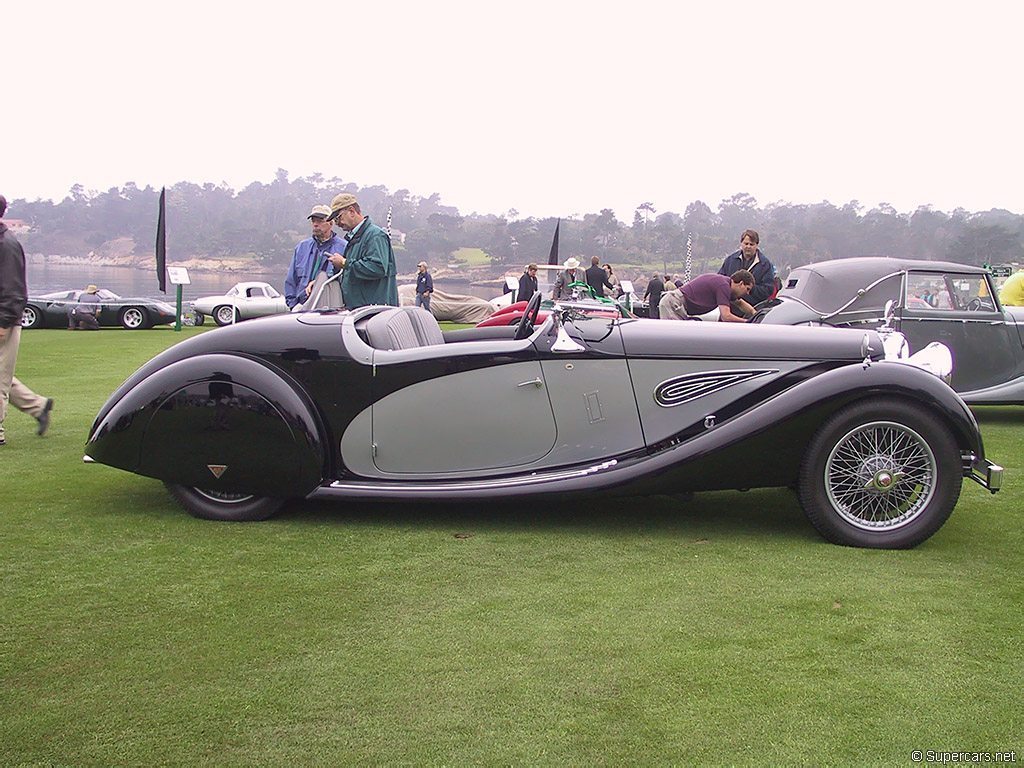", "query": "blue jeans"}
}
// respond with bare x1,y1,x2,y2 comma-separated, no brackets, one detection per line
415,293,431,312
